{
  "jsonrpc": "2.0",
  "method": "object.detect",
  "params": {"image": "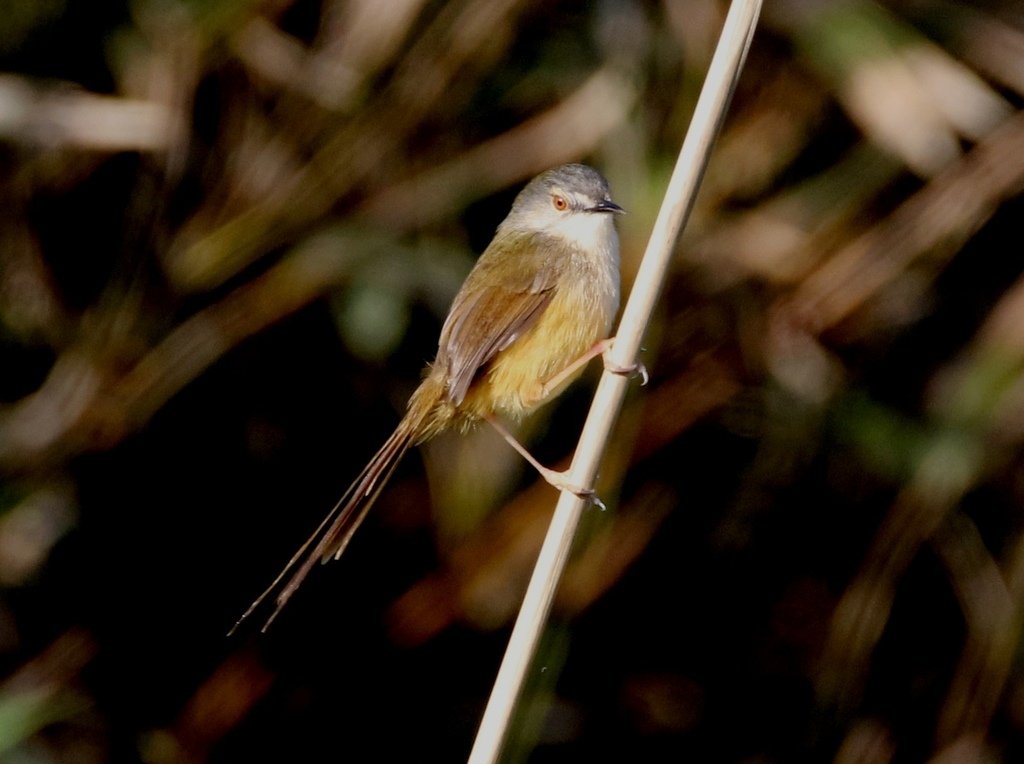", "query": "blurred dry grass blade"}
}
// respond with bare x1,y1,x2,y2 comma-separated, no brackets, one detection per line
0,630,96,756
932,514,1019,749
230,17,313,97
0,75,173,151
357,69,636,228
972,269,1024,359
901,44,1012,141
928,736,992,764
0,483,76,586
389,482,676,645
693,14,1012,290
690,143,902,288
0,230,363,470
785,107,1024,335
167,0,536,292
0,352,105,470
819,266,1024,714
915,0,1024,97
310,0,429,110
697,64,831,208
772,0,1009,177
928,274,1024,434
818,433,984,706
554,484,676,613
832,48,960,178
907,278,1024,749
833,718,895,764
142,650,275,764
0,206,69,344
